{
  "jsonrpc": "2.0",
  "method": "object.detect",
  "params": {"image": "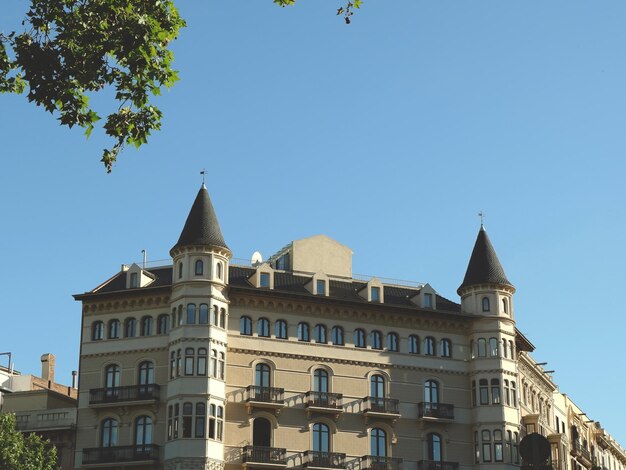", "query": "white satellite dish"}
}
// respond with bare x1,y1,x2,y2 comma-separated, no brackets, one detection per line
251,251,263,266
